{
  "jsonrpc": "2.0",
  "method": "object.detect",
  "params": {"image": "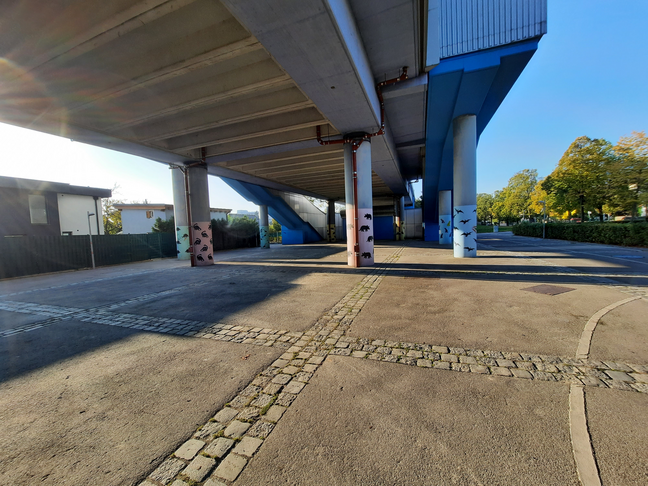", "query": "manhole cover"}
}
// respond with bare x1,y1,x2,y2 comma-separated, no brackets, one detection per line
522,284,575,296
